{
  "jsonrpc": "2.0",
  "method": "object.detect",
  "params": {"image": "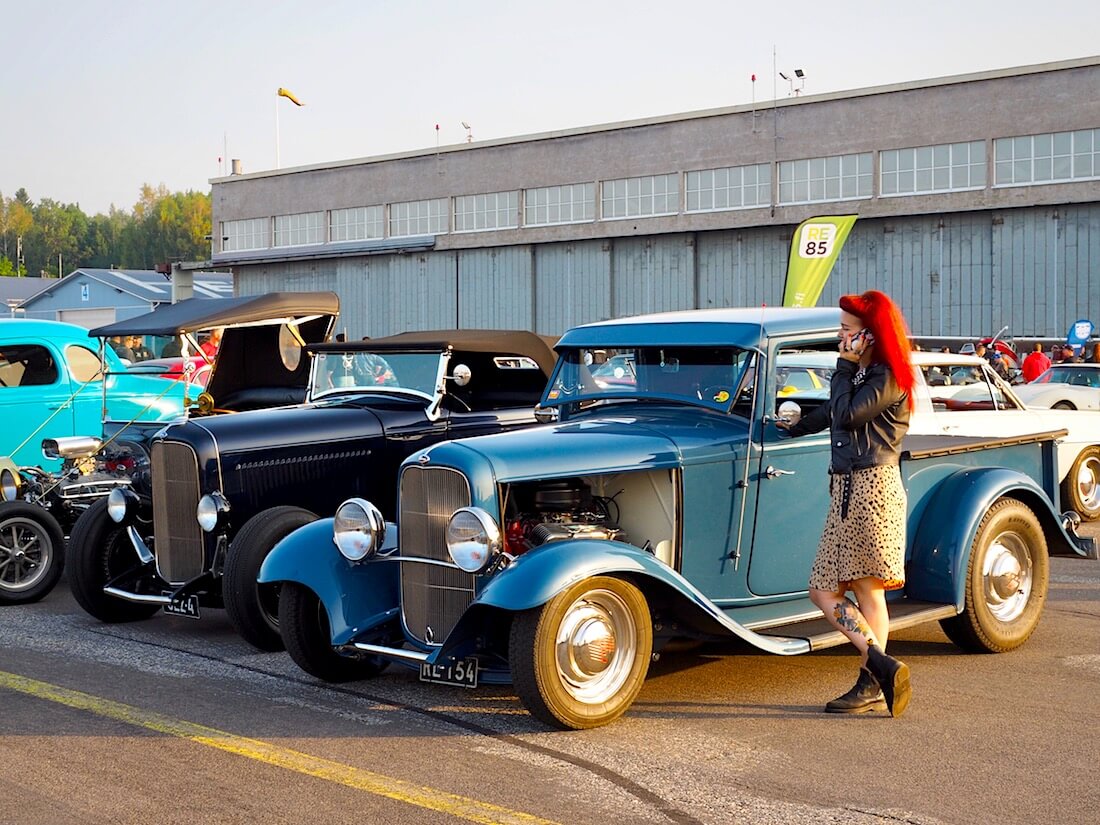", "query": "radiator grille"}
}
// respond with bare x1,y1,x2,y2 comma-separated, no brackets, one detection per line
151,441,203,584
399,465,474,645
